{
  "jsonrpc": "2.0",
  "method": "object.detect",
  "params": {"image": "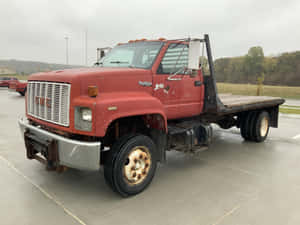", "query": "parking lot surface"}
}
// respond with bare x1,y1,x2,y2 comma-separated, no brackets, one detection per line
1,88,300,225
